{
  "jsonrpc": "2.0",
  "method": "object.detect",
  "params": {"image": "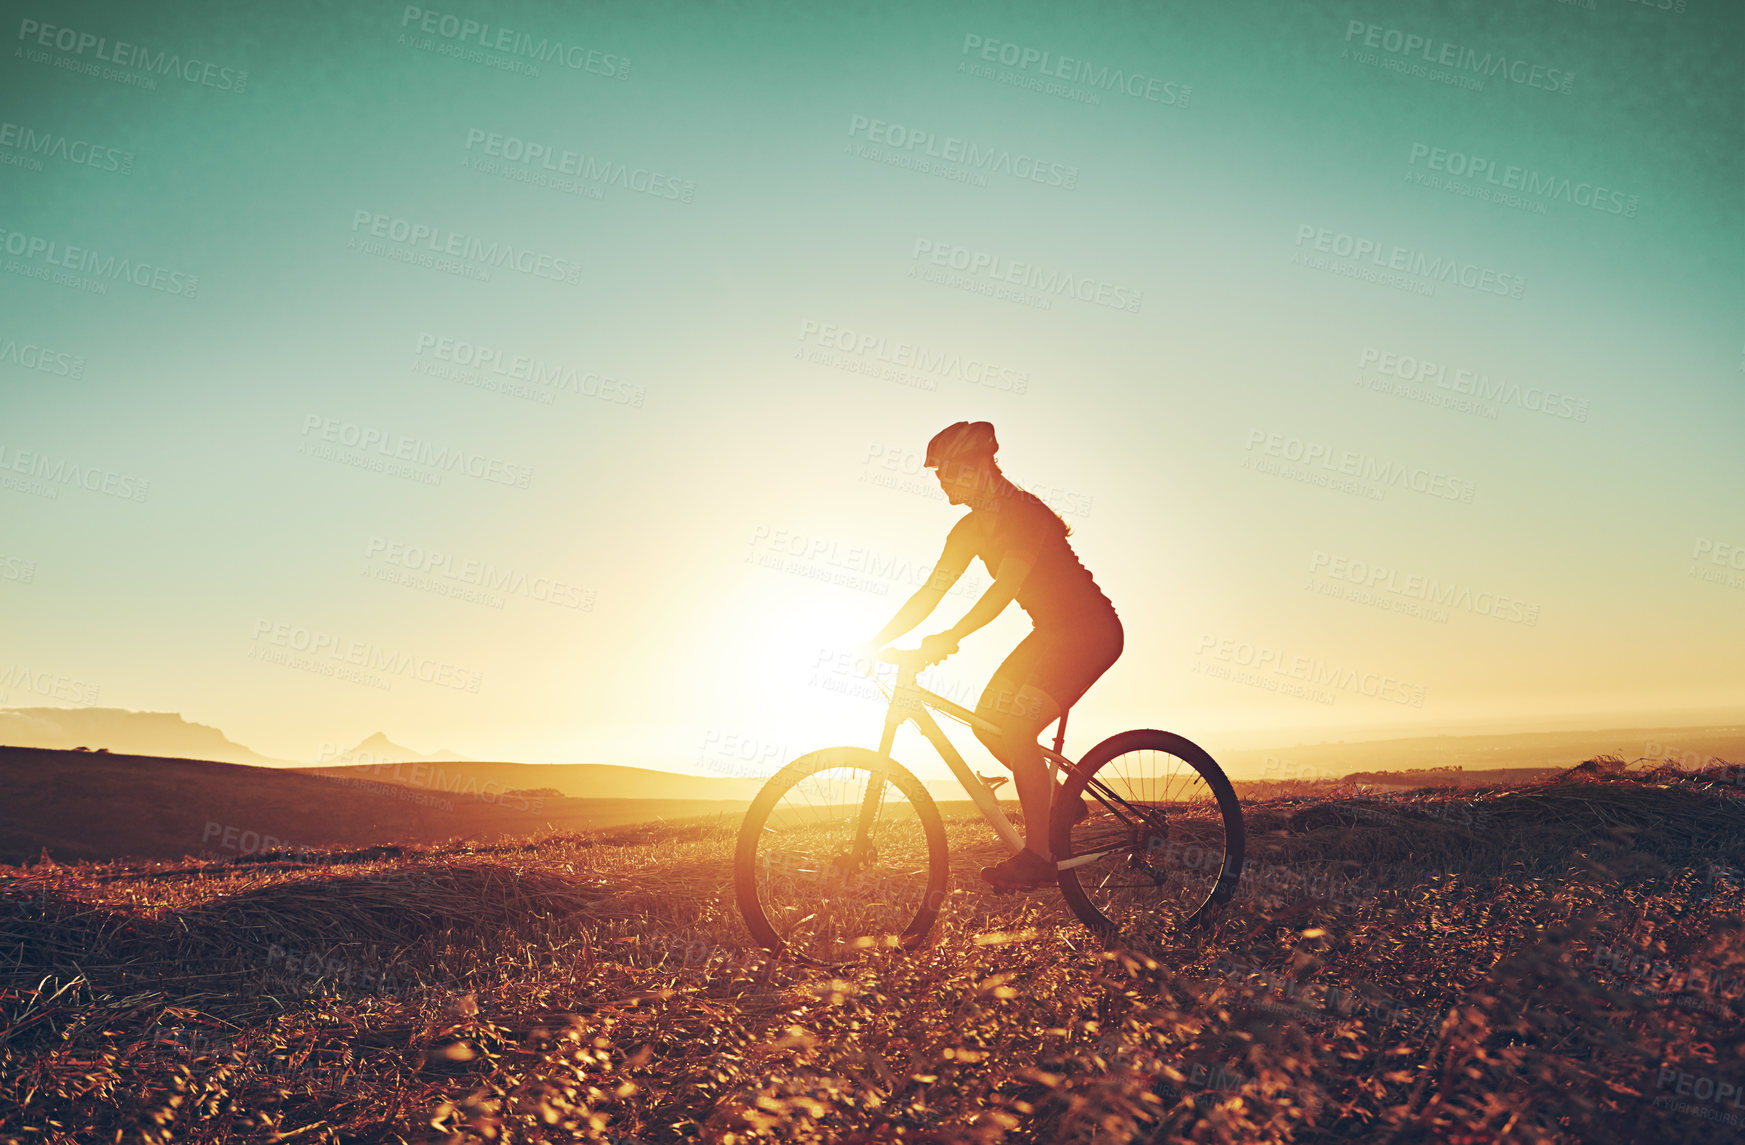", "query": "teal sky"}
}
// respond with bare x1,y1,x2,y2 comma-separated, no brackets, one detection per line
3,0,1741,778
